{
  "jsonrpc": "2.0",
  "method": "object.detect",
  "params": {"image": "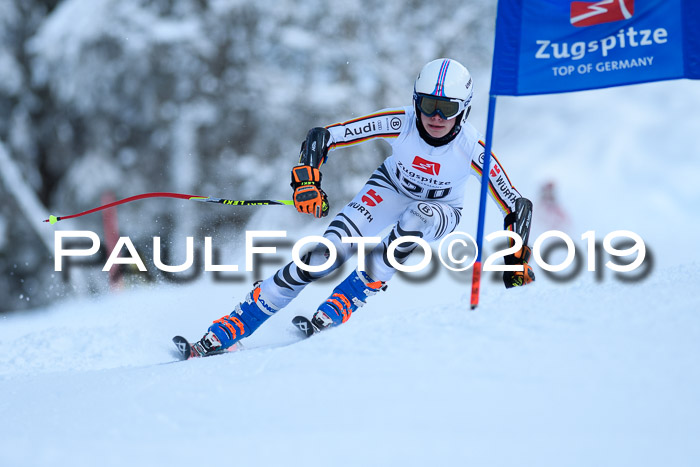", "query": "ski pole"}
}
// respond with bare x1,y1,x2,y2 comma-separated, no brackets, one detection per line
43,192,294,224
